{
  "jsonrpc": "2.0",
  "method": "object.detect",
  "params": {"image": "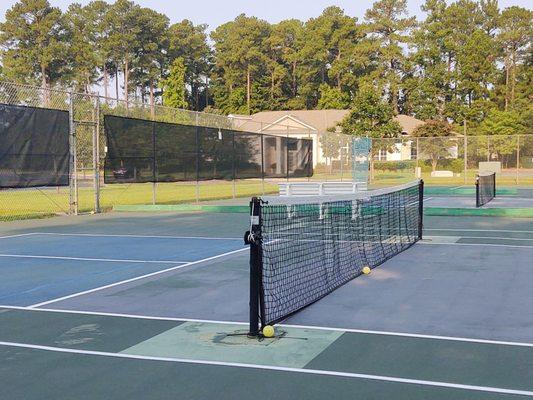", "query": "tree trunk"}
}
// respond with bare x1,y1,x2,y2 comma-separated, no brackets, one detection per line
115,63,119,101
149,81,155,119
504,59,509,111
337,52,341,90
510,49,516,108
41,64,49,106
271,72,275,100
124,59,129,107
205,75,209,108
103,64,109,102
292,62,297,97
246,65,251,114
432,159,437,172
195,82,199,111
